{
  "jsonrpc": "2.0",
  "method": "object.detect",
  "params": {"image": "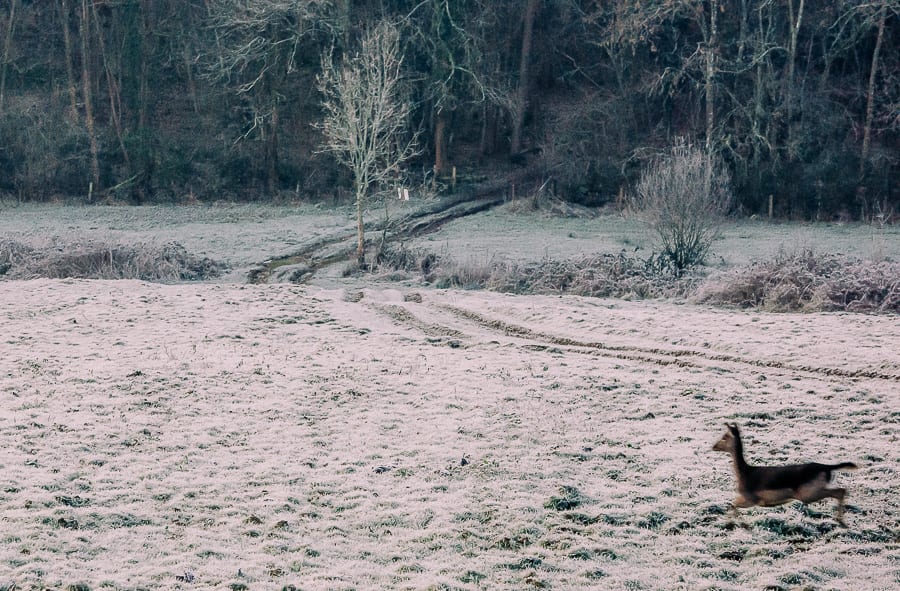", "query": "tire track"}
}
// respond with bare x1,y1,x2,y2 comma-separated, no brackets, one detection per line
367,302,468,340
432,303,900,383
367,299,736,372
